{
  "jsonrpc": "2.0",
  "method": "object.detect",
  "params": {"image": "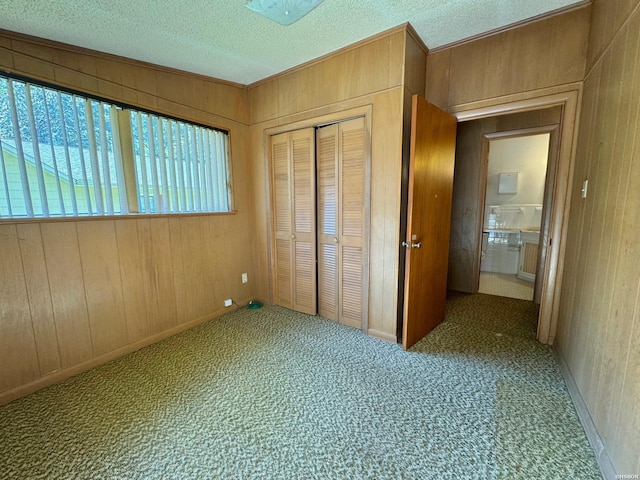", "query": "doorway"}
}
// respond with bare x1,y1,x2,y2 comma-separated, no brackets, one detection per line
446,87,580,344
478,131,552,302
